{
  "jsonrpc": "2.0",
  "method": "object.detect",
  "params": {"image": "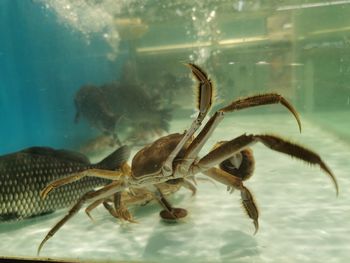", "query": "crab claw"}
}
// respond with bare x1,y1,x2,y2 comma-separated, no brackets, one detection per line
186,63,214,115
